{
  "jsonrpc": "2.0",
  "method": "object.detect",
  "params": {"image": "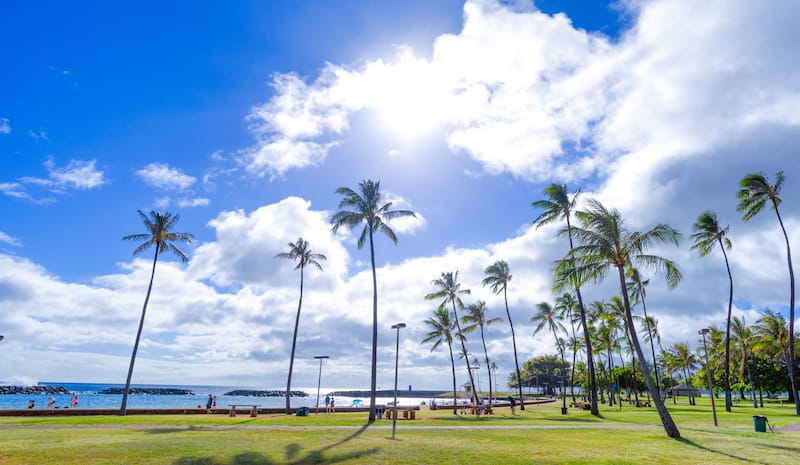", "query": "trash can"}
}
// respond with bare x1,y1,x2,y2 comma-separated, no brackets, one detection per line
296,406,309,417
752,415,767,432
375,405,385,419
